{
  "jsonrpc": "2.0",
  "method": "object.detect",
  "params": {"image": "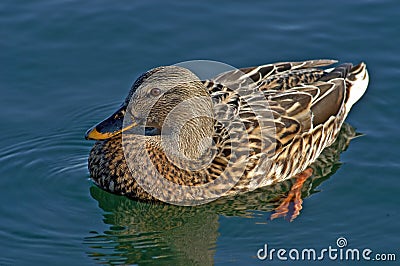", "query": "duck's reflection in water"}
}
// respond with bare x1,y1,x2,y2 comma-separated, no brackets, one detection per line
85,123,357,265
